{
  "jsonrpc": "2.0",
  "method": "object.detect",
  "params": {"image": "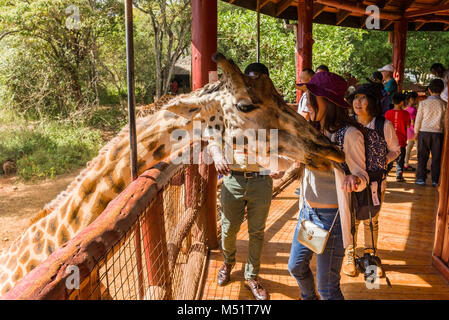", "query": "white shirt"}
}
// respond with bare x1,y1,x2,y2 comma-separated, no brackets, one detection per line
441,70,449,103
415,95,447,133
297,92,310,114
